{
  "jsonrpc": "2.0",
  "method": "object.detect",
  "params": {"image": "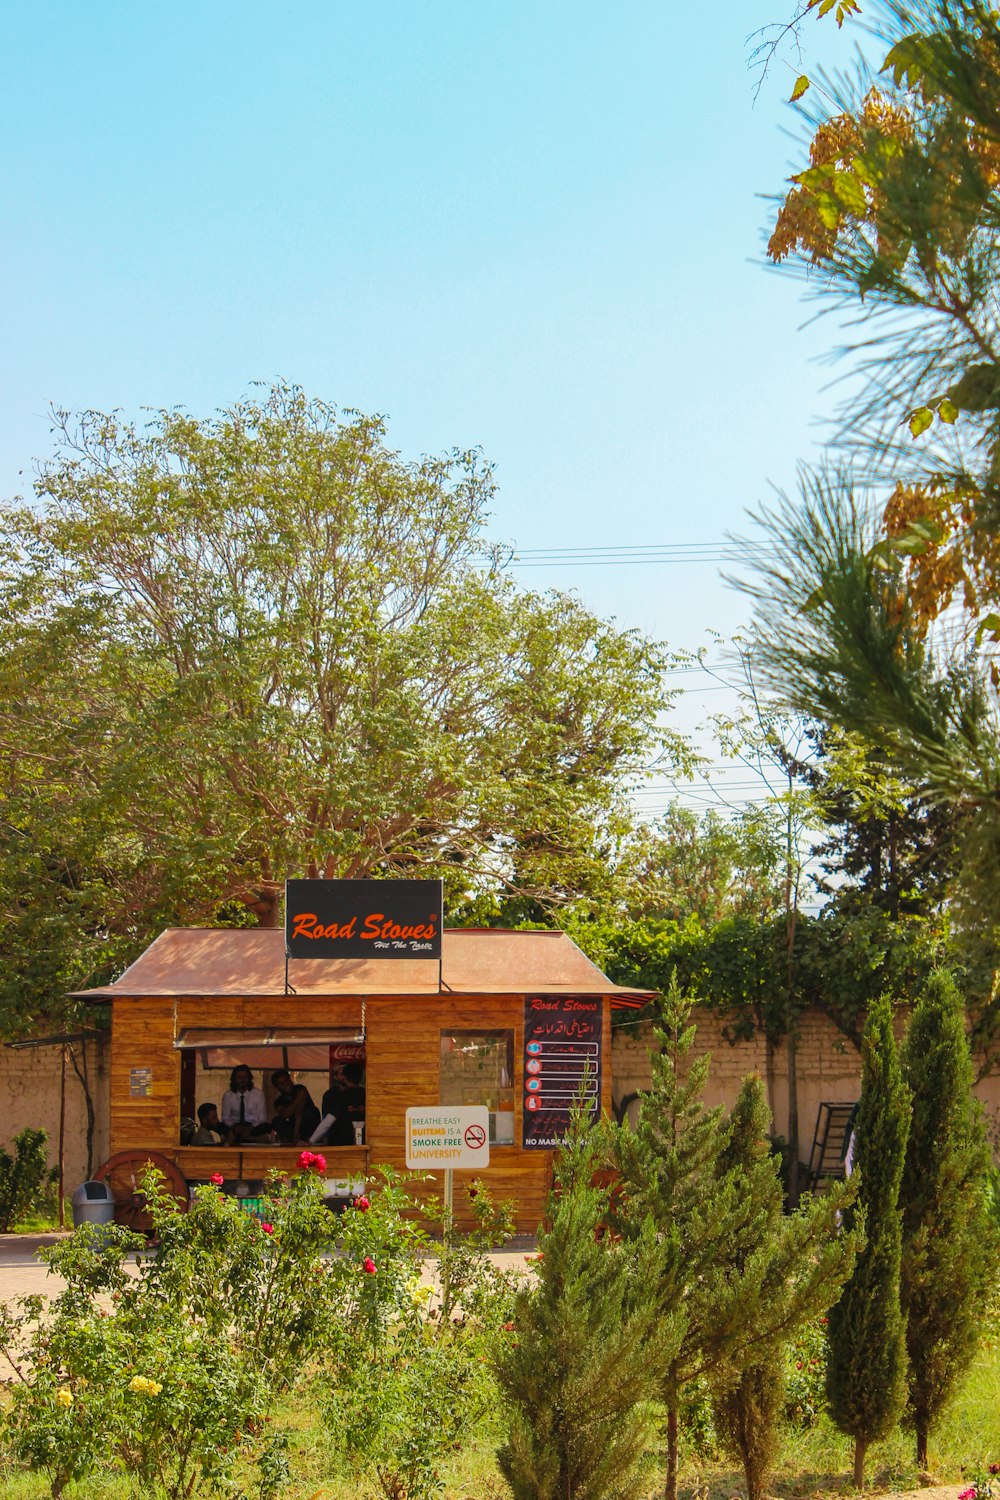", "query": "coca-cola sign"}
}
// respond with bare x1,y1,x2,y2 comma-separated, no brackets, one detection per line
285,878,443,960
